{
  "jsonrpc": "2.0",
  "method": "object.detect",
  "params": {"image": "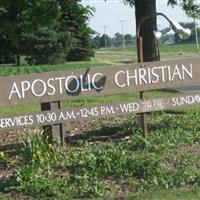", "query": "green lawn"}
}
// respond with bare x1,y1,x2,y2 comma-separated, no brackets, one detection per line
0,60,112,77
95,43,199,63
0,90,181,116
97,43,199,54
127,187,200,200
